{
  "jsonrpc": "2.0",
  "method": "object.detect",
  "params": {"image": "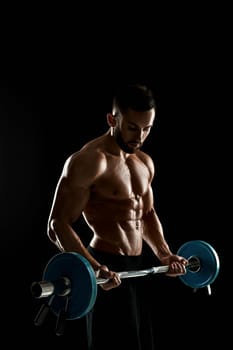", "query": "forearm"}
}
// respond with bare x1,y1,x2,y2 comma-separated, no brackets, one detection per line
47,218,101,271
142,208,172,260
